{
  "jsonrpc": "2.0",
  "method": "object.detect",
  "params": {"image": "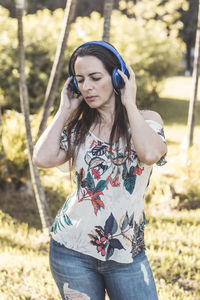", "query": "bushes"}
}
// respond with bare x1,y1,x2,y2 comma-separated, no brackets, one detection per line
1,110,39,185
110,12,183,107
0,6,183,112
0,7,65,113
